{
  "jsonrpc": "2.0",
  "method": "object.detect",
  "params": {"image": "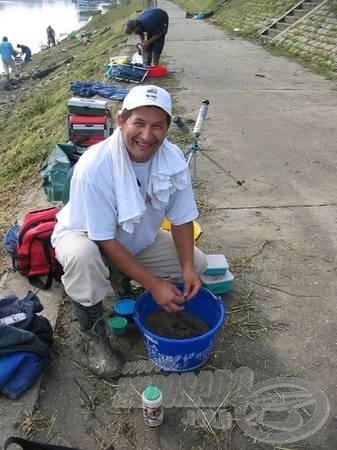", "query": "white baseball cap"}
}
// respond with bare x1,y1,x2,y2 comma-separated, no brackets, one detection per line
122,85,172,117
